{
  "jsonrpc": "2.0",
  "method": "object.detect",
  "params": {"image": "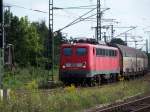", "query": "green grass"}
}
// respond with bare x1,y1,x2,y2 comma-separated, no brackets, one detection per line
3,67,59,89
0,79,149,112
